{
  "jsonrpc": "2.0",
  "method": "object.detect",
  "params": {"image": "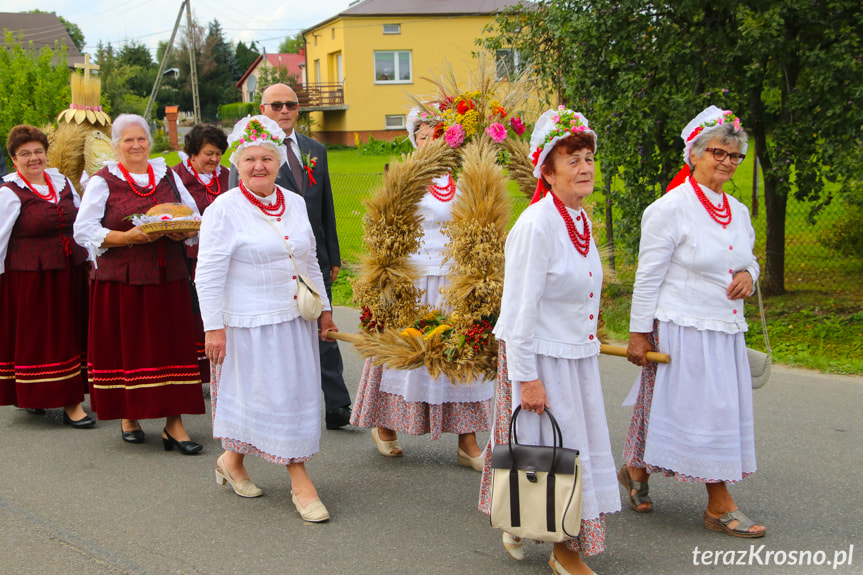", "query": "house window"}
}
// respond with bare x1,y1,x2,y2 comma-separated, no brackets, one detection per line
383,23,401,35
495,49,522,80
385,115,406,130
374,51,411,83
315,59,321,82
